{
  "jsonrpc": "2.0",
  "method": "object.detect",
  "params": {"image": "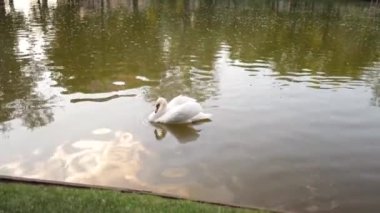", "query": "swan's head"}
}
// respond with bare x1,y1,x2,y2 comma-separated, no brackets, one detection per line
148,97,167,122
154,97,167,114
